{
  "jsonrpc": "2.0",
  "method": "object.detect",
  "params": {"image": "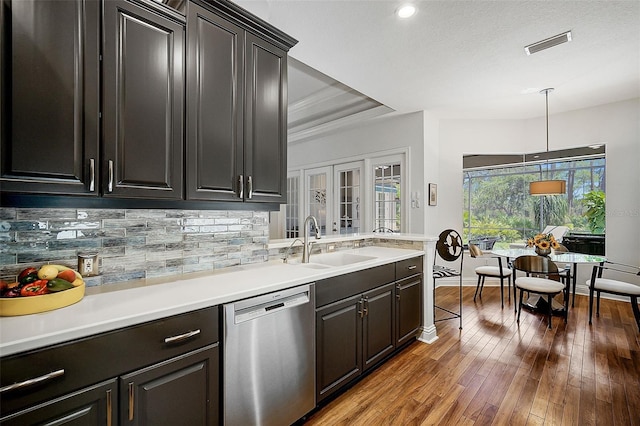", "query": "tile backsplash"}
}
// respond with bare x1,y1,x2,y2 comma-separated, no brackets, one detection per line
0,208,269,287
